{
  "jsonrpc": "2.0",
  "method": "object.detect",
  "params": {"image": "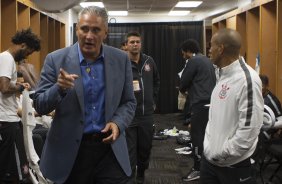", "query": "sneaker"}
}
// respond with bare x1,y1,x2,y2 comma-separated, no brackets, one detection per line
182,168,200,181
175,146,192,152
176,150,192,155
